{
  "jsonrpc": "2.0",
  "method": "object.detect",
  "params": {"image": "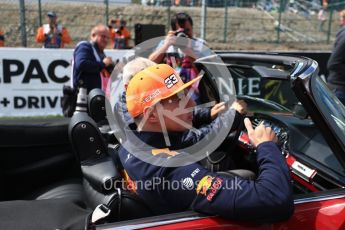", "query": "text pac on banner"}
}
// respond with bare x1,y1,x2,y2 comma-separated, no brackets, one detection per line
0,48,132,117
